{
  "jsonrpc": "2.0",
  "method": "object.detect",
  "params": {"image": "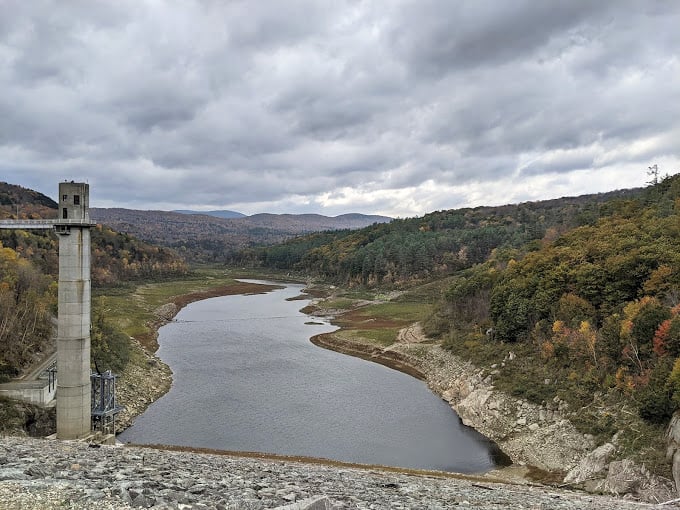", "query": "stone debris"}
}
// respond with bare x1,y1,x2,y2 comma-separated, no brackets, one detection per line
0,436,666,509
